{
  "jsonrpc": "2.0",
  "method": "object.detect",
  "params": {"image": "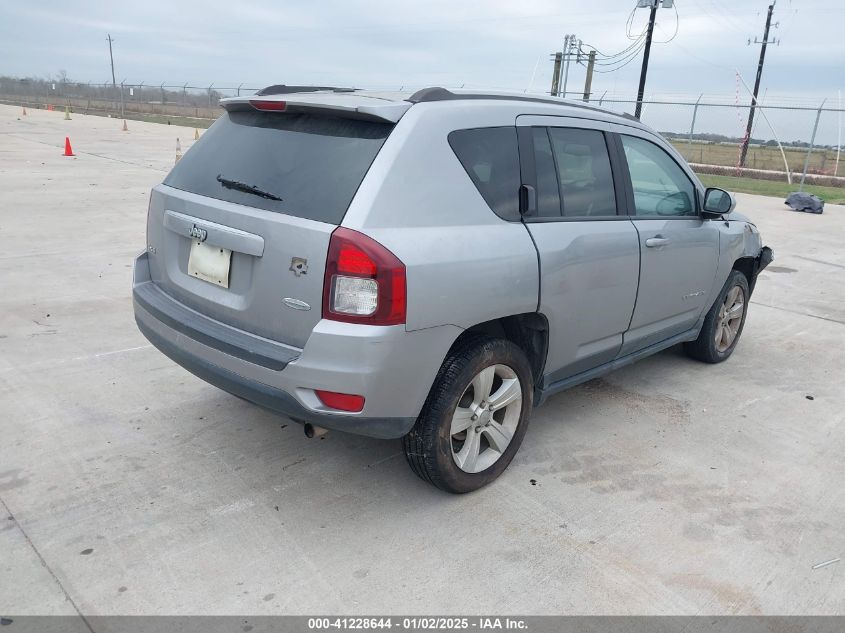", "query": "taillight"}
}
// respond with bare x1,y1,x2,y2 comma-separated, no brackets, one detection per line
249,100,287,111
322,228,406,325
315,390,365,413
